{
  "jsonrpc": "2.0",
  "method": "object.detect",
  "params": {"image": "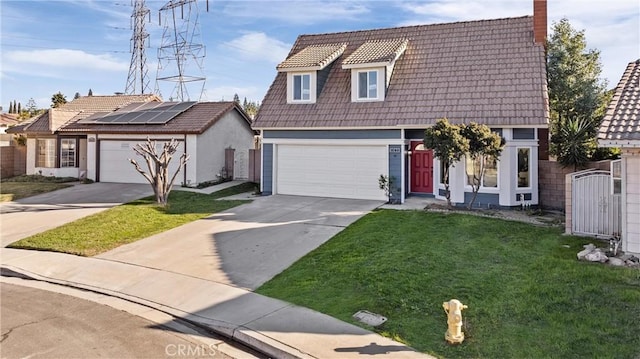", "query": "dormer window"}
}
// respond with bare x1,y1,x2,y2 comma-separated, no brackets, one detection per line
343,39,408,103
276,43,347,104
293,73,311,101
358,70,379,100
